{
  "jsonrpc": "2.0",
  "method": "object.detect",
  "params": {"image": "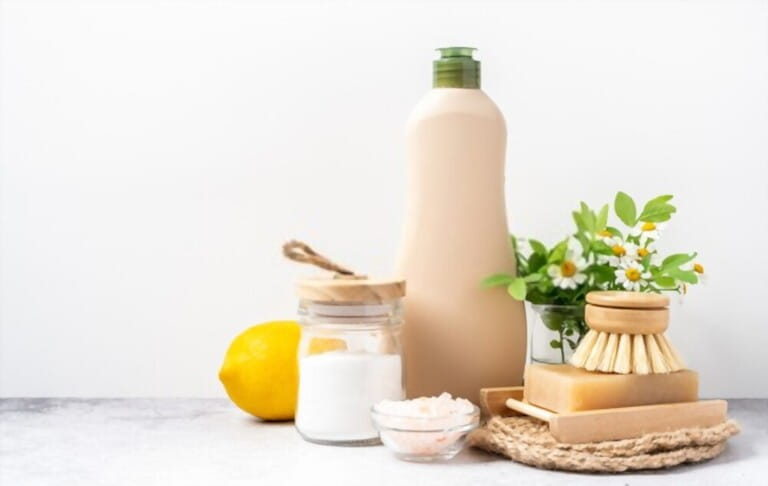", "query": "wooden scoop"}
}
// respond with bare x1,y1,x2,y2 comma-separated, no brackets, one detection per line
480,387,727,444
